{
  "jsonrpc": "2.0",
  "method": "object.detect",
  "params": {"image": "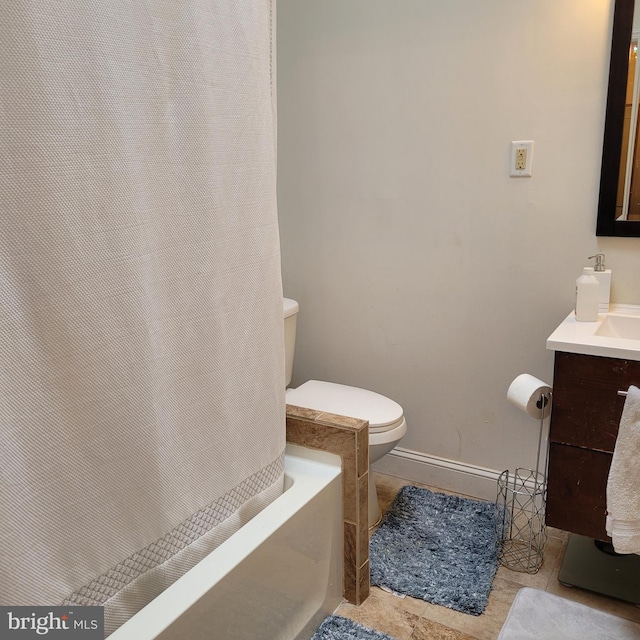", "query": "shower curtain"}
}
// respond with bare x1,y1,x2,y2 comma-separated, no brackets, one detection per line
0,0,284,635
